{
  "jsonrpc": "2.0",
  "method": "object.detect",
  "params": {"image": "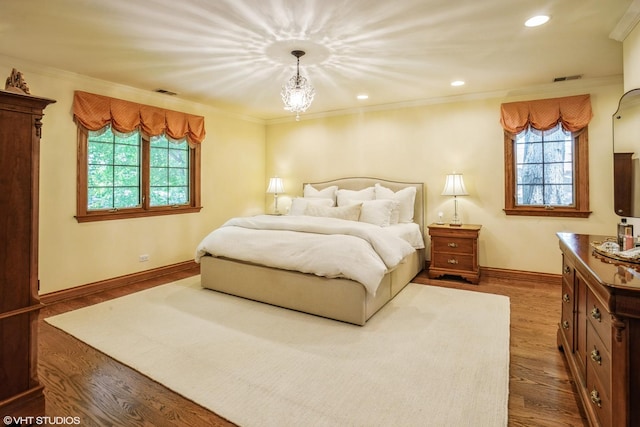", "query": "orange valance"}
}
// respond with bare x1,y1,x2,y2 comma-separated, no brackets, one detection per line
500,94,592,134
73,91,206,144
